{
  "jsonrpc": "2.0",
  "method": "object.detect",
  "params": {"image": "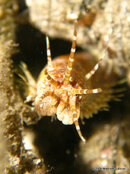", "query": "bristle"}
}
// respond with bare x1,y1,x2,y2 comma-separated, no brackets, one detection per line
63,21,77,84
20,62,36,87
46,36,53,71
85,59,102,80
